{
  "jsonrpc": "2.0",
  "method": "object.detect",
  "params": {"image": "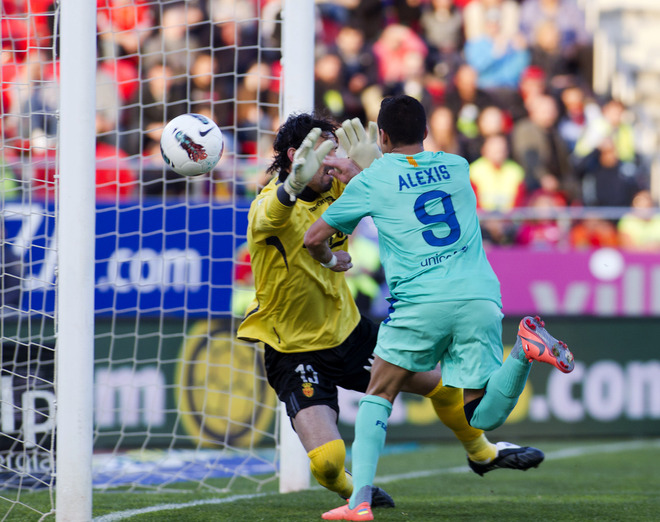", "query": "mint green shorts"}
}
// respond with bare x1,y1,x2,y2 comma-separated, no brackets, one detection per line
374,299,504,389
